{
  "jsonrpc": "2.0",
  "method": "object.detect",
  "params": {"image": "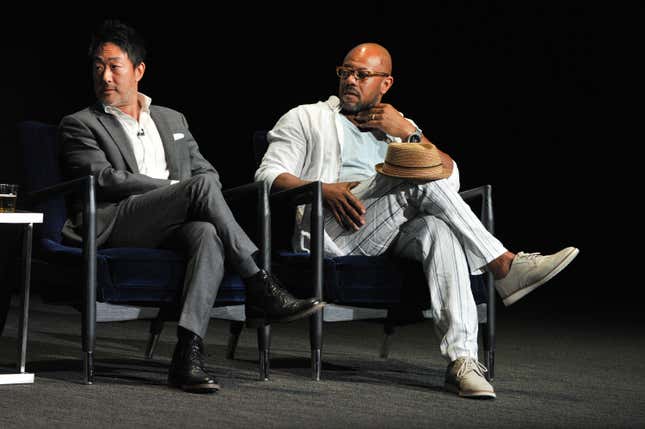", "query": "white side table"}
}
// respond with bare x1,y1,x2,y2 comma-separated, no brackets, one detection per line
0,211,43,384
